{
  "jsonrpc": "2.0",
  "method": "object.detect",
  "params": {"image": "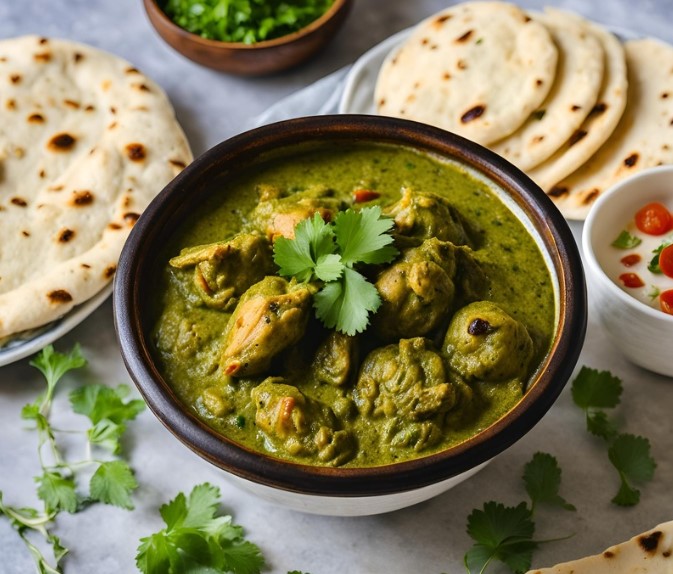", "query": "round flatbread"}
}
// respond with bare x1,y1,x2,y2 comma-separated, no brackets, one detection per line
489,8,605,171
545,38,673,220
526,520,673,573
527,21,628,196
374,1,558,146
0,36,192,342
